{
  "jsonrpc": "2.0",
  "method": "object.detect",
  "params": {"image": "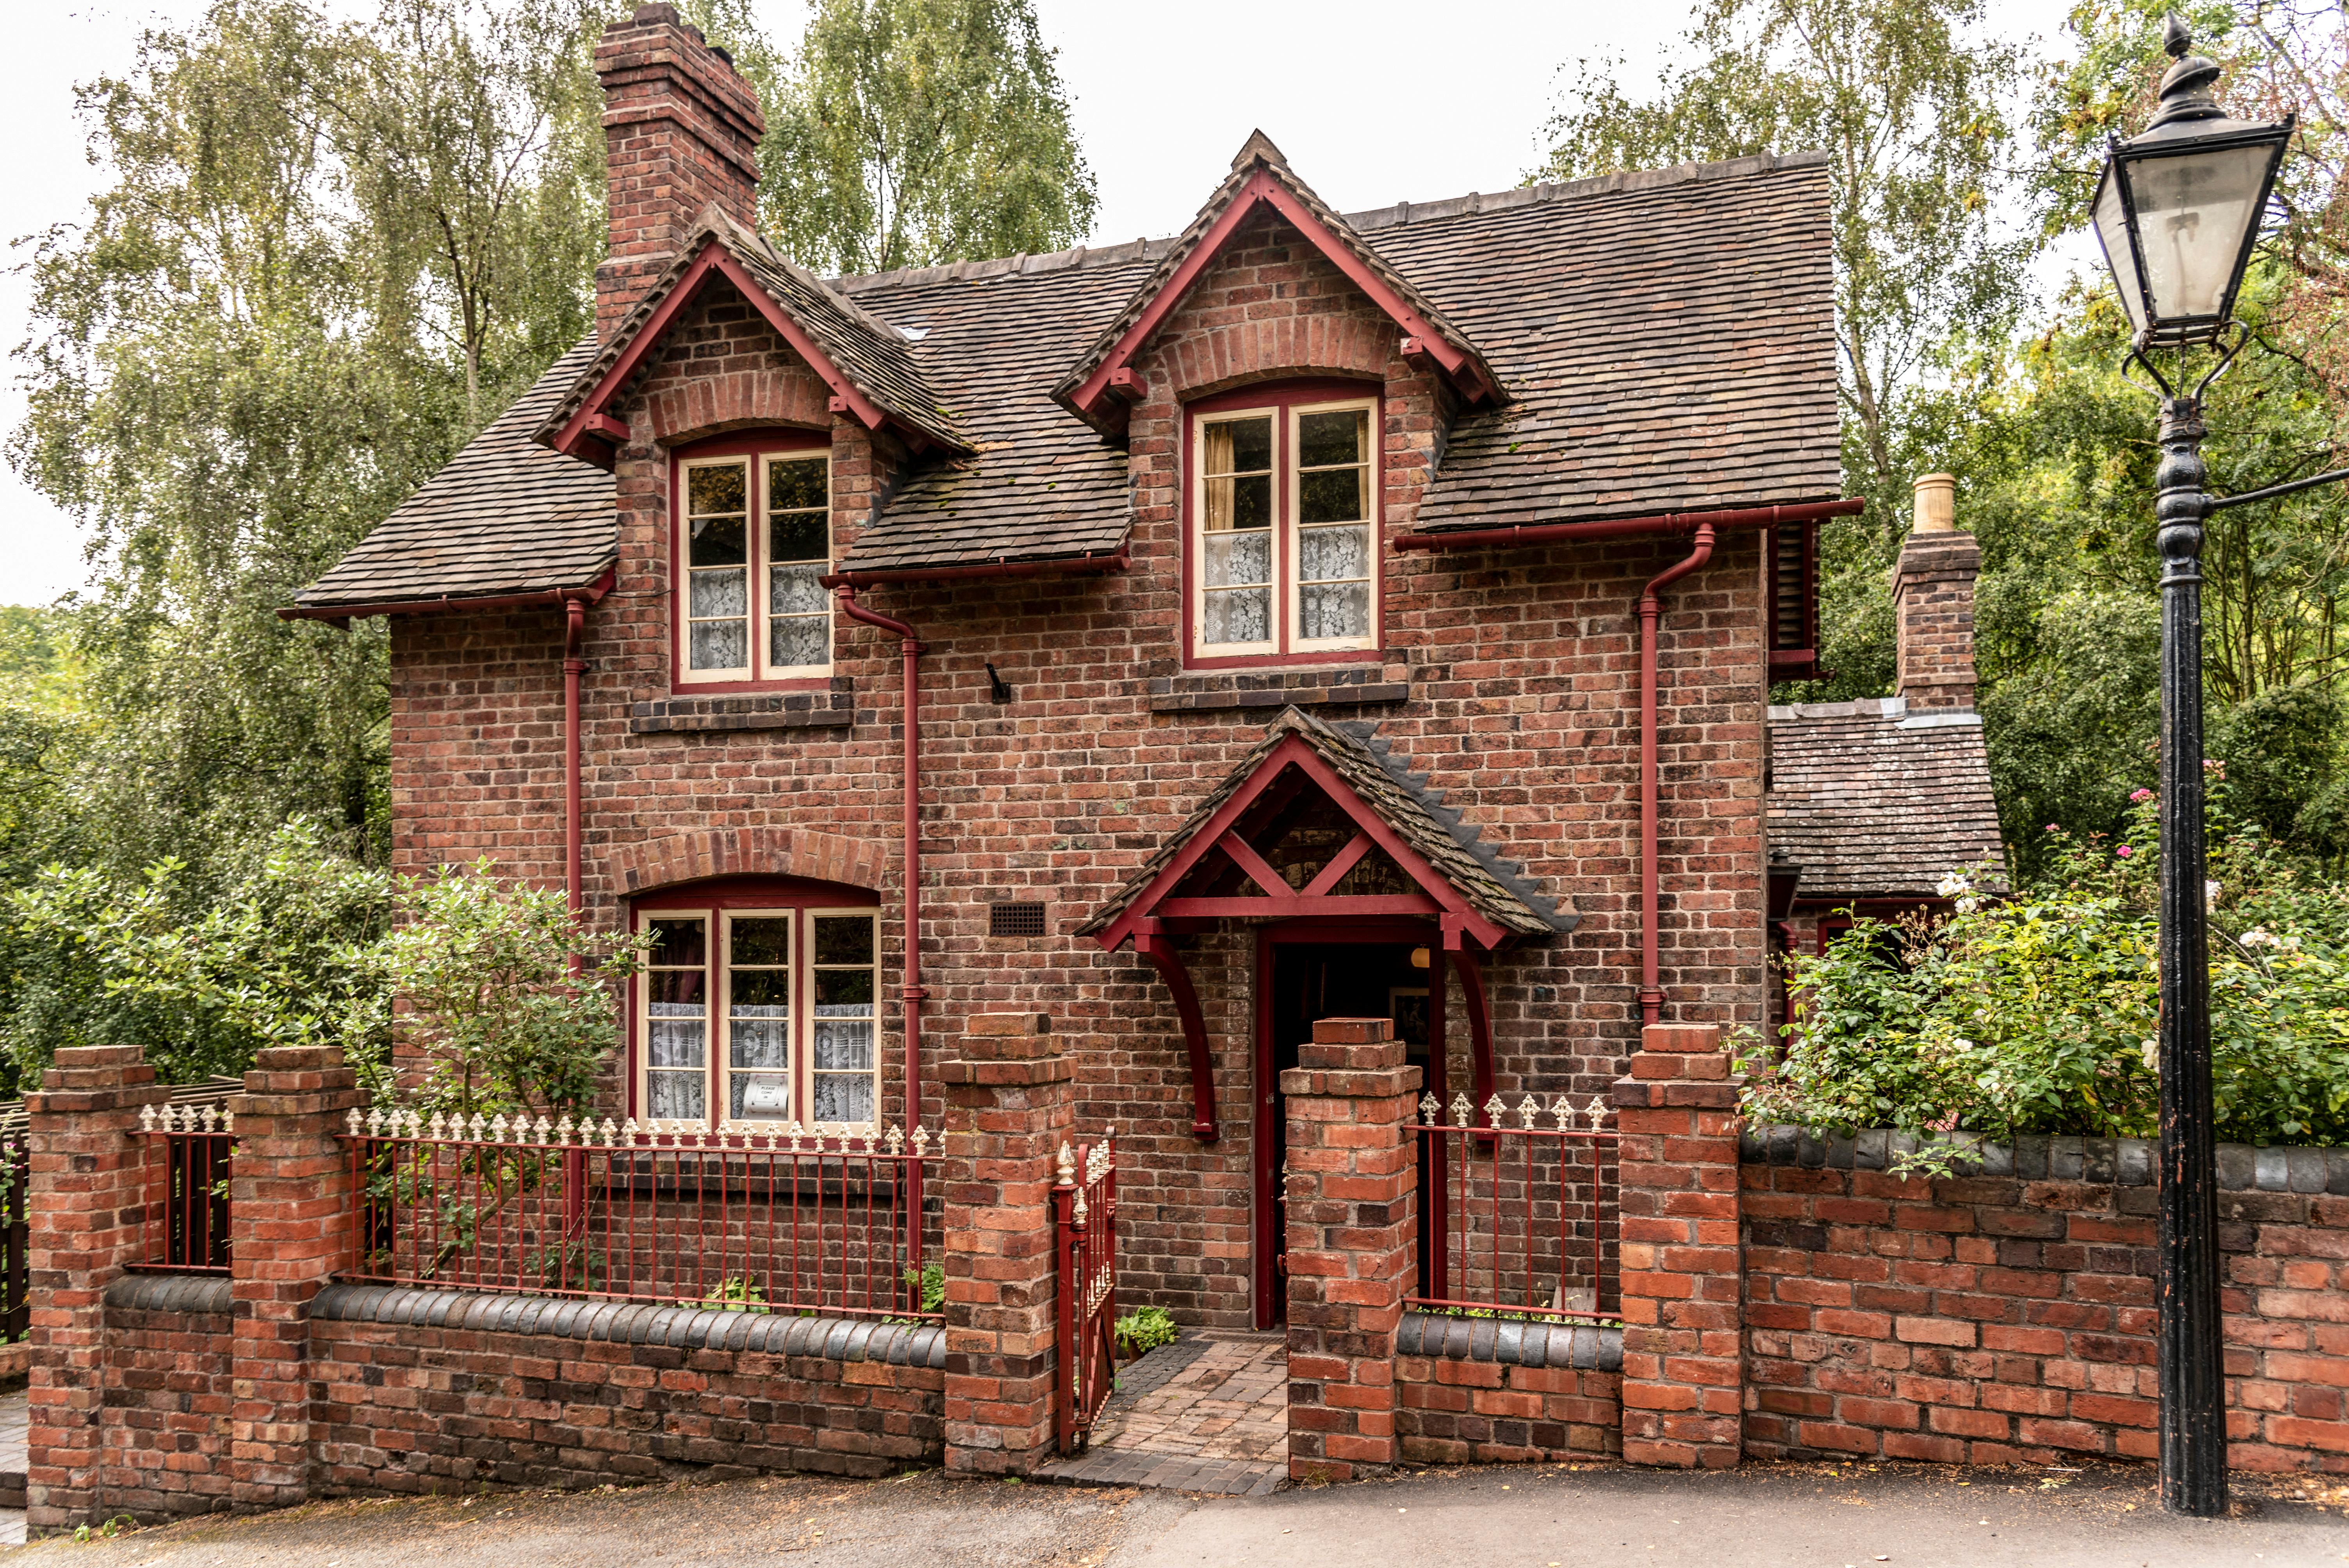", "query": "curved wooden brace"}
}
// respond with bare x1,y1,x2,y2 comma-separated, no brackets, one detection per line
1452,945,1497,1127
1137,931,1219,1141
